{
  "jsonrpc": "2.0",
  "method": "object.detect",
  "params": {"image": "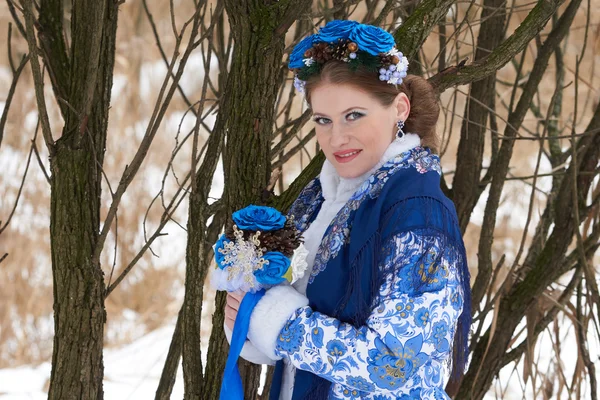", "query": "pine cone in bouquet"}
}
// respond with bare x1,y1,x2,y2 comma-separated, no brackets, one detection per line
225,216,303,258
212,205,309,292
